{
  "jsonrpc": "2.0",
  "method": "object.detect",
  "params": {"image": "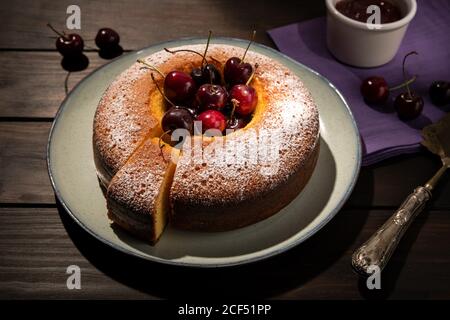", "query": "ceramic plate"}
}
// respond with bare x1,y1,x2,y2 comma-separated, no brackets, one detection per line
47,38,361,267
